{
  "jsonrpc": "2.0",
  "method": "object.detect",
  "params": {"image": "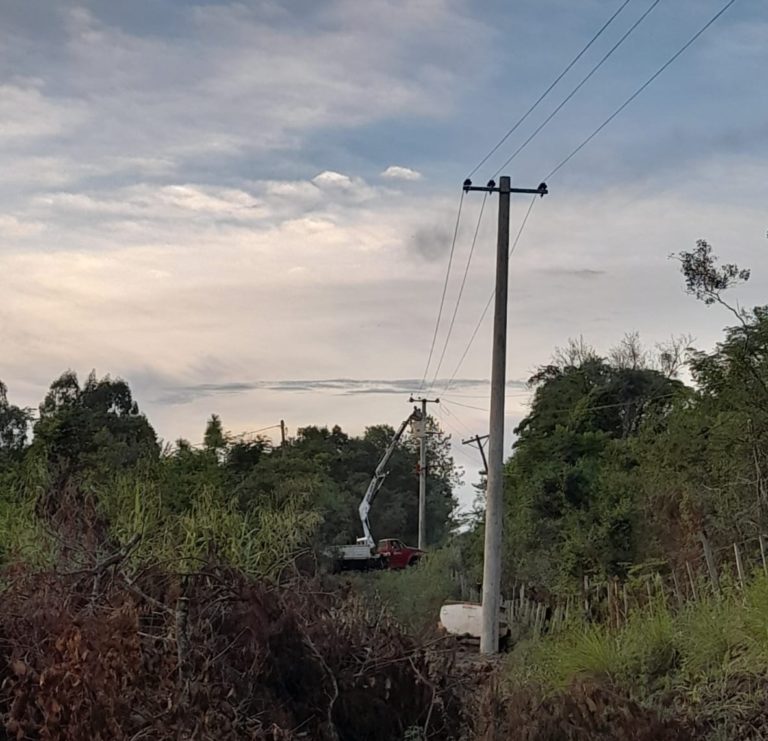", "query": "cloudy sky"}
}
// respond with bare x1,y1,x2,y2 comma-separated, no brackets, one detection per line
1,0,766,509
